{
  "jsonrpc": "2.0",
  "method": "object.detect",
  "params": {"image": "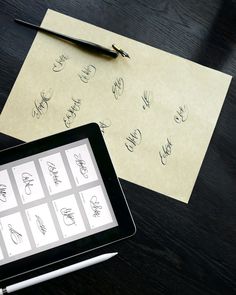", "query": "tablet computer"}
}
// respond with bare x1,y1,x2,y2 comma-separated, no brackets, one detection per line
0,123,136,284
